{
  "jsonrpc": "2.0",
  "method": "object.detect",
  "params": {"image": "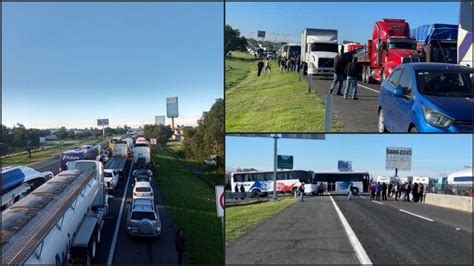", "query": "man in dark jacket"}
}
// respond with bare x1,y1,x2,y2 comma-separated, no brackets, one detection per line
329,54,346,95
257,59,264,76
343,57,360,100
175,229,185,264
